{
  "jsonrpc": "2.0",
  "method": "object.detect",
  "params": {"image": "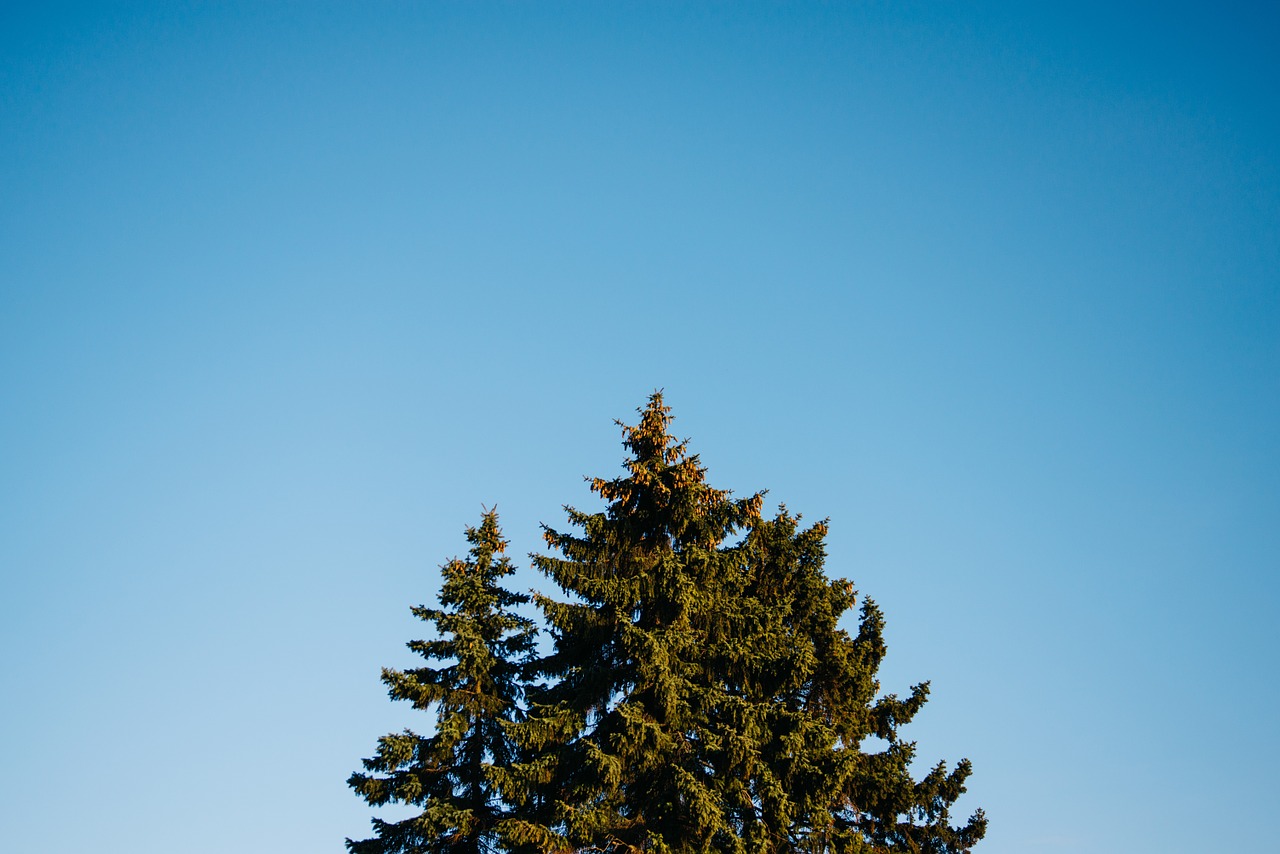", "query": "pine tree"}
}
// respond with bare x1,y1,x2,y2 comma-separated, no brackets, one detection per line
501,394,984,854
351,394,985,854
349,510,538,854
